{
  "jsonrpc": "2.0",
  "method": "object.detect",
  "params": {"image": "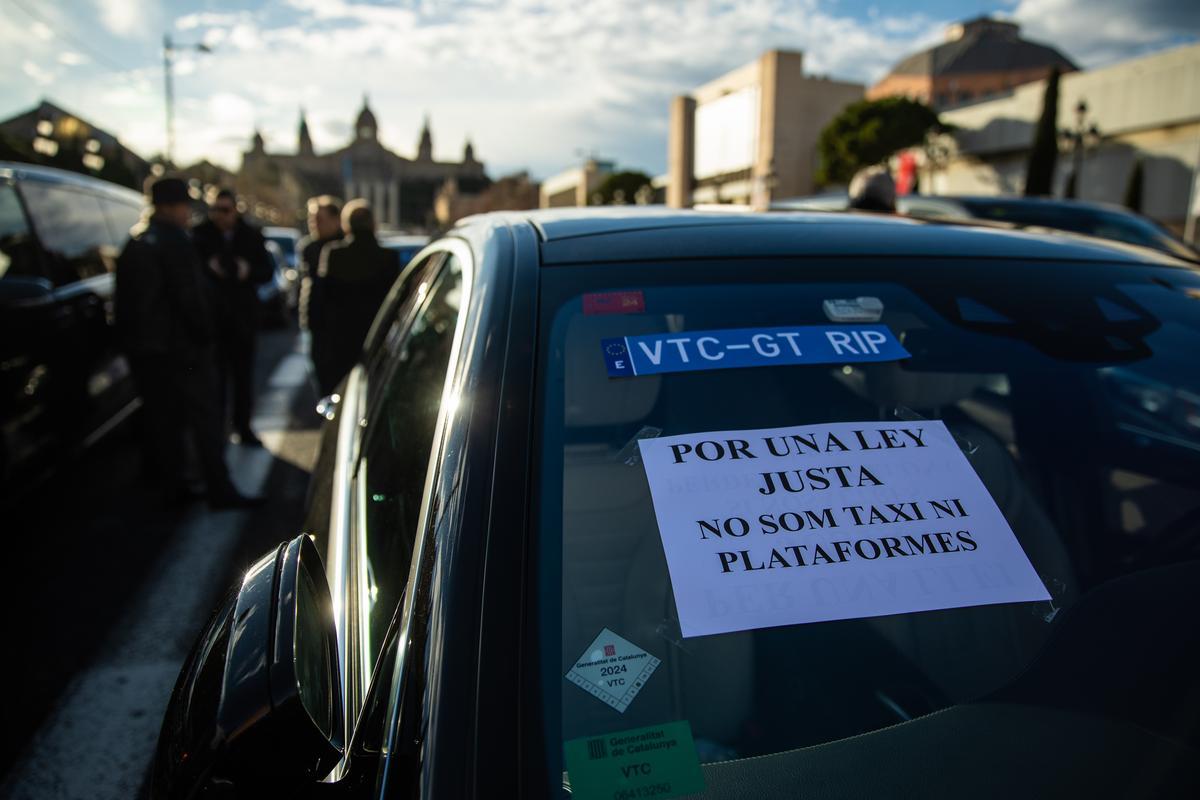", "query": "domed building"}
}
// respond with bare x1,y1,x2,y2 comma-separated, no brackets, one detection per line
868,17,1076,110
240,96,489,229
